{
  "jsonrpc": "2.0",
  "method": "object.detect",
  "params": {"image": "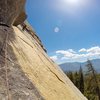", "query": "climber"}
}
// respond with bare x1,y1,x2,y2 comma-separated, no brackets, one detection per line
21,23,27,31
